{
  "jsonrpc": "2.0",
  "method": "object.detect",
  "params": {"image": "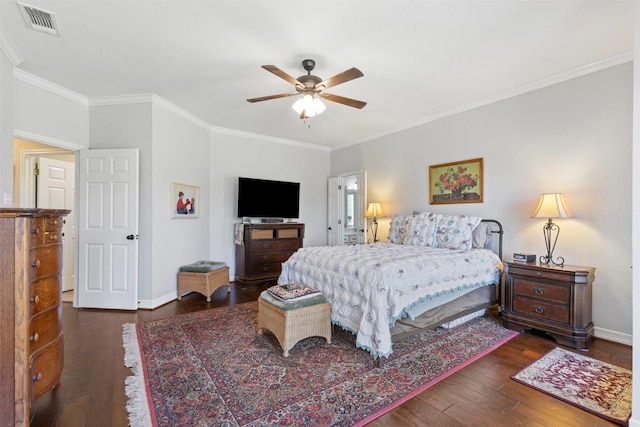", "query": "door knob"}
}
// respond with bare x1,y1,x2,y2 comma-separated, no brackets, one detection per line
126,234,135,240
